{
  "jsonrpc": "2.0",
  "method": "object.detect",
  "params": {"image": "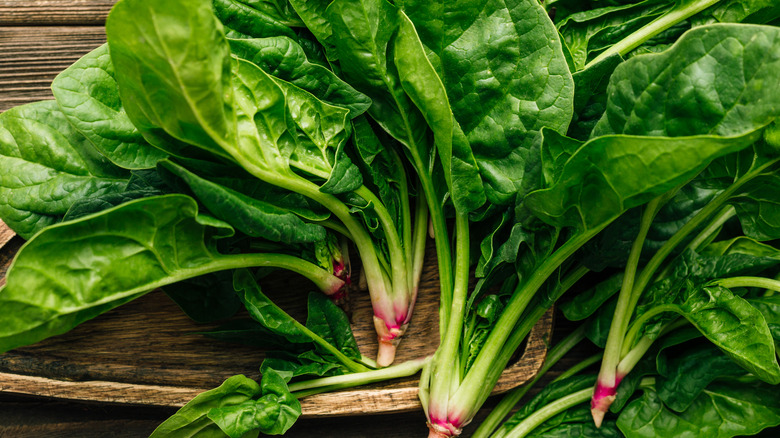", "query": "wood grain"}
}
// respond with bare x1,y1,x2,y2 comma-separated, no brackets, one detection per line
0,1,115,26
0,220,552,415
0,26,105,111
